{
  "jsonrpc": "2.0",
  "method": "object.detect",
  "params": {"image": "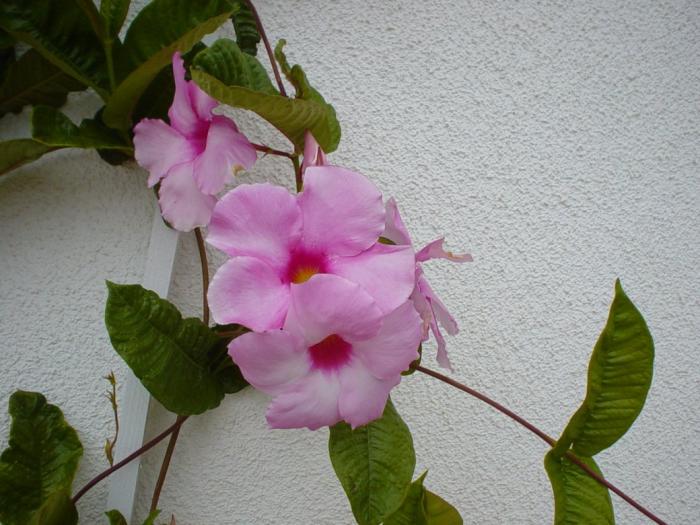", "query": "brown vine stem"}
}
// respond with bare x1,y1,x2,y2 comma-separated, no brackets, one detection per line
149,228,212,512
415,365,667,525
243,0,287,97
252,143,295,159
72,417,188,504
